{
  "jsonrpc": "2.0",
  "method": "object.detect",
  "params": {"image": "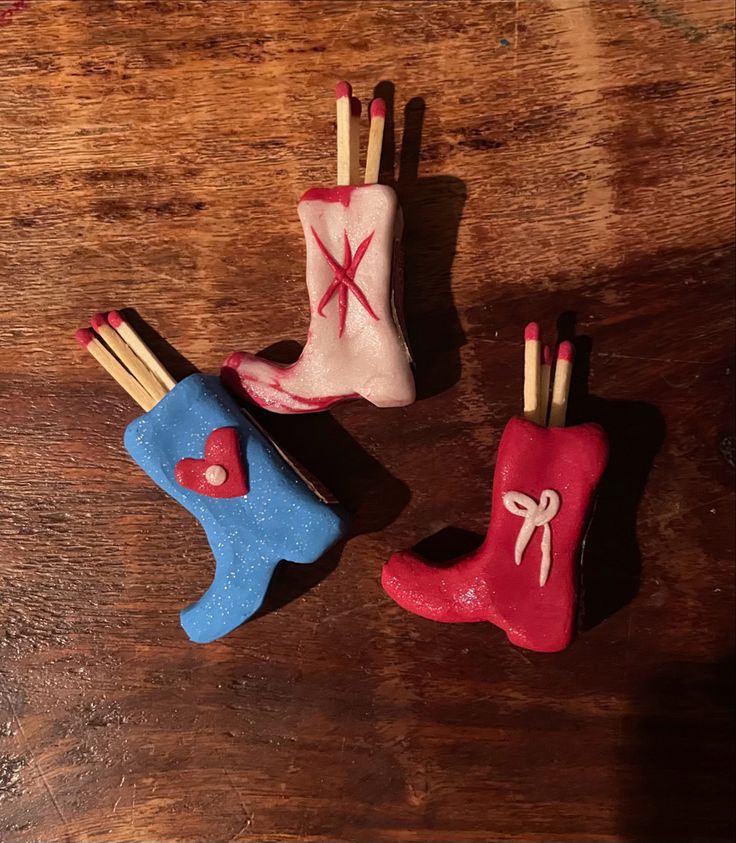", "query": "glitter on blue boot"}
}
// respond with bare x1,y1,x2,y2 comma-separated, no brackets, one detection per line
124,373,347,643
